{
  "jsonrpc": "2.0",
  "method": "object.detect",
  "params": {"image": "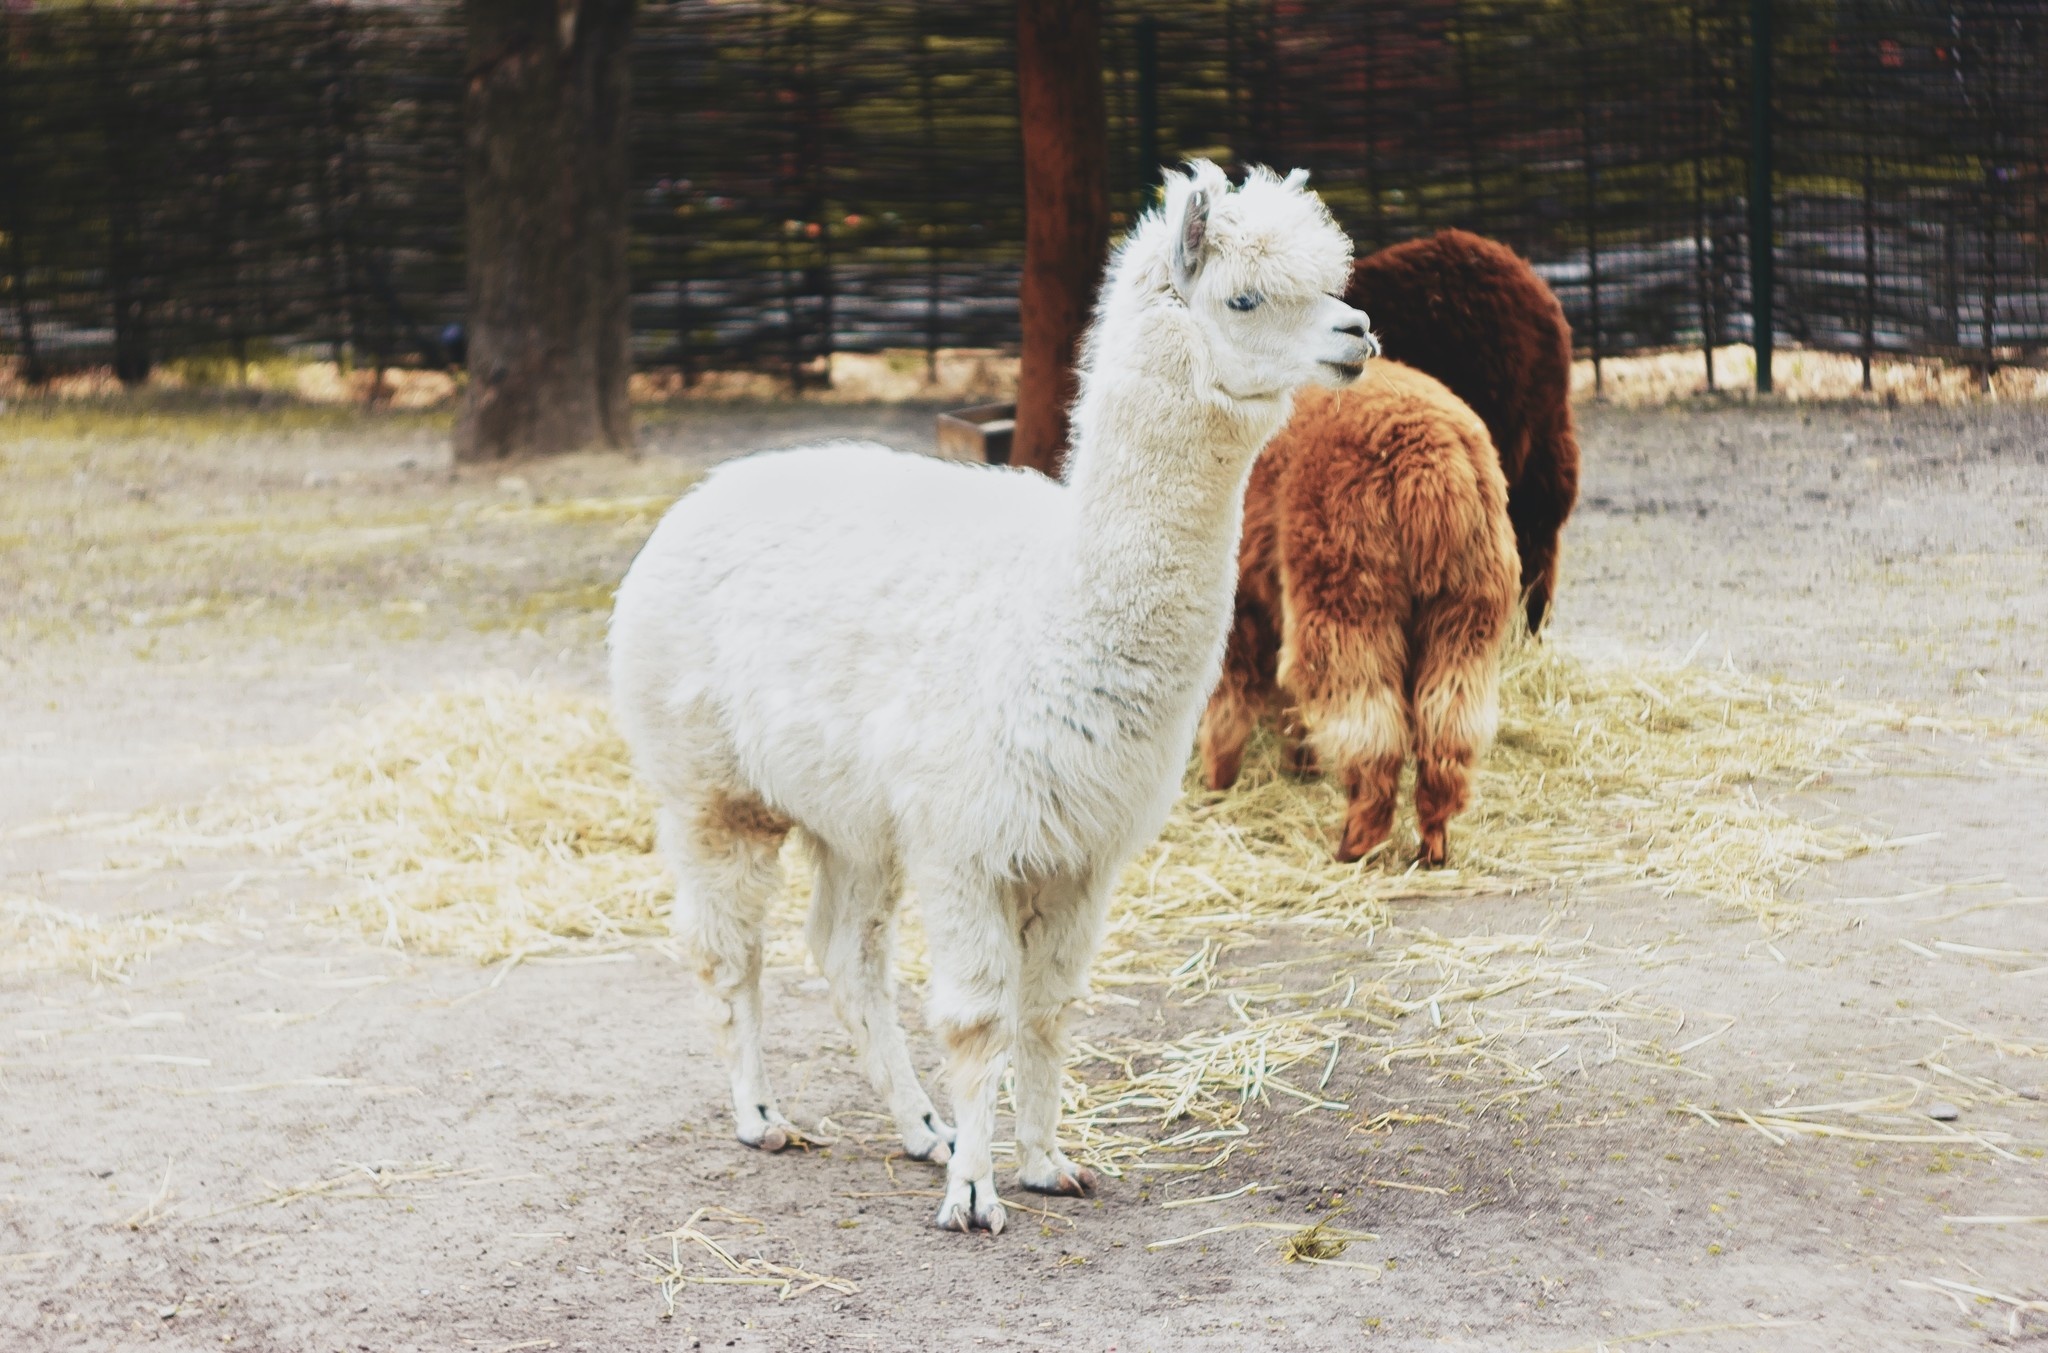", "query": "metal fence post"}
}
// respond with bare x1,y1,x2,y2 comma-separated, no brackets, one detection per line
915,0,940,380
1749,0,1774,395
1572,0,1601,399
1135,16,1159,198
0,18,45,386
1454,0,1483,232
1860,34,1876,395
1977,11,2000,393
1689,3,1715,392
